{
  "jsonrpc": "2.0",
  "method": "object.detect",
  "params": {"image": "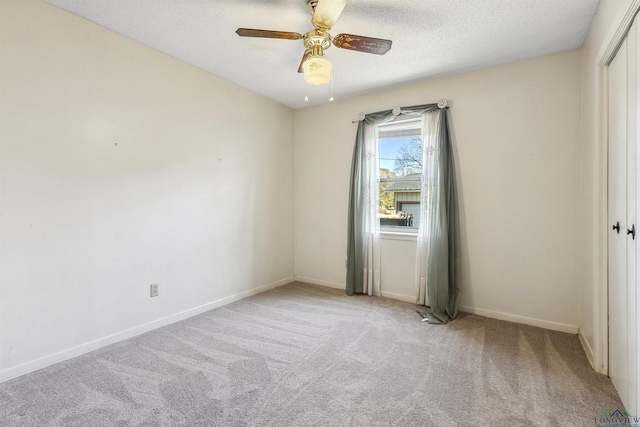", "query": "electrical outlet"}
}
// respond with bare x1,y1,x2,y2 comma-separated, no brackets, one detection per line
150,283,159,298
